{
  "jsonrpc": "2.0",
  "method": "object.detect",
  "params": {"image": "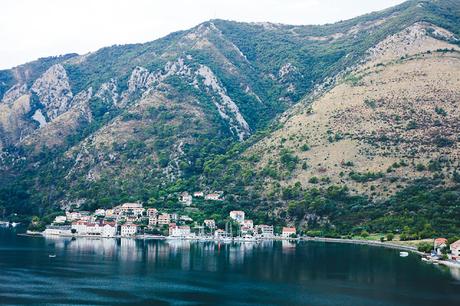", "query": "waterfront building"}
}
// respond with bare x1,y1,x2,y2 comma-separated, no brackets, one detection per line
242,219,253,229
148,215,158,227
282,227,296,238
434,237,447,255
120,223,138,237
101,222,117,237
118,203,145,216
255,225,274,238
43,225,71,236
450,240,460,261
170,225,191,237
214,229,227,239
